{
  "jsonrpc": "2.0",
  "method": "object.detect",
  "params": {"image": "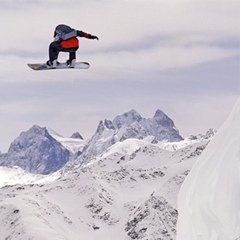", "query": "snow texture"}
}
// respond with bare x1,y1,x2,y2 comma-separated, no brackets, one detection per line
0,135,210,240
0,107,225,240
177,98,240,240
